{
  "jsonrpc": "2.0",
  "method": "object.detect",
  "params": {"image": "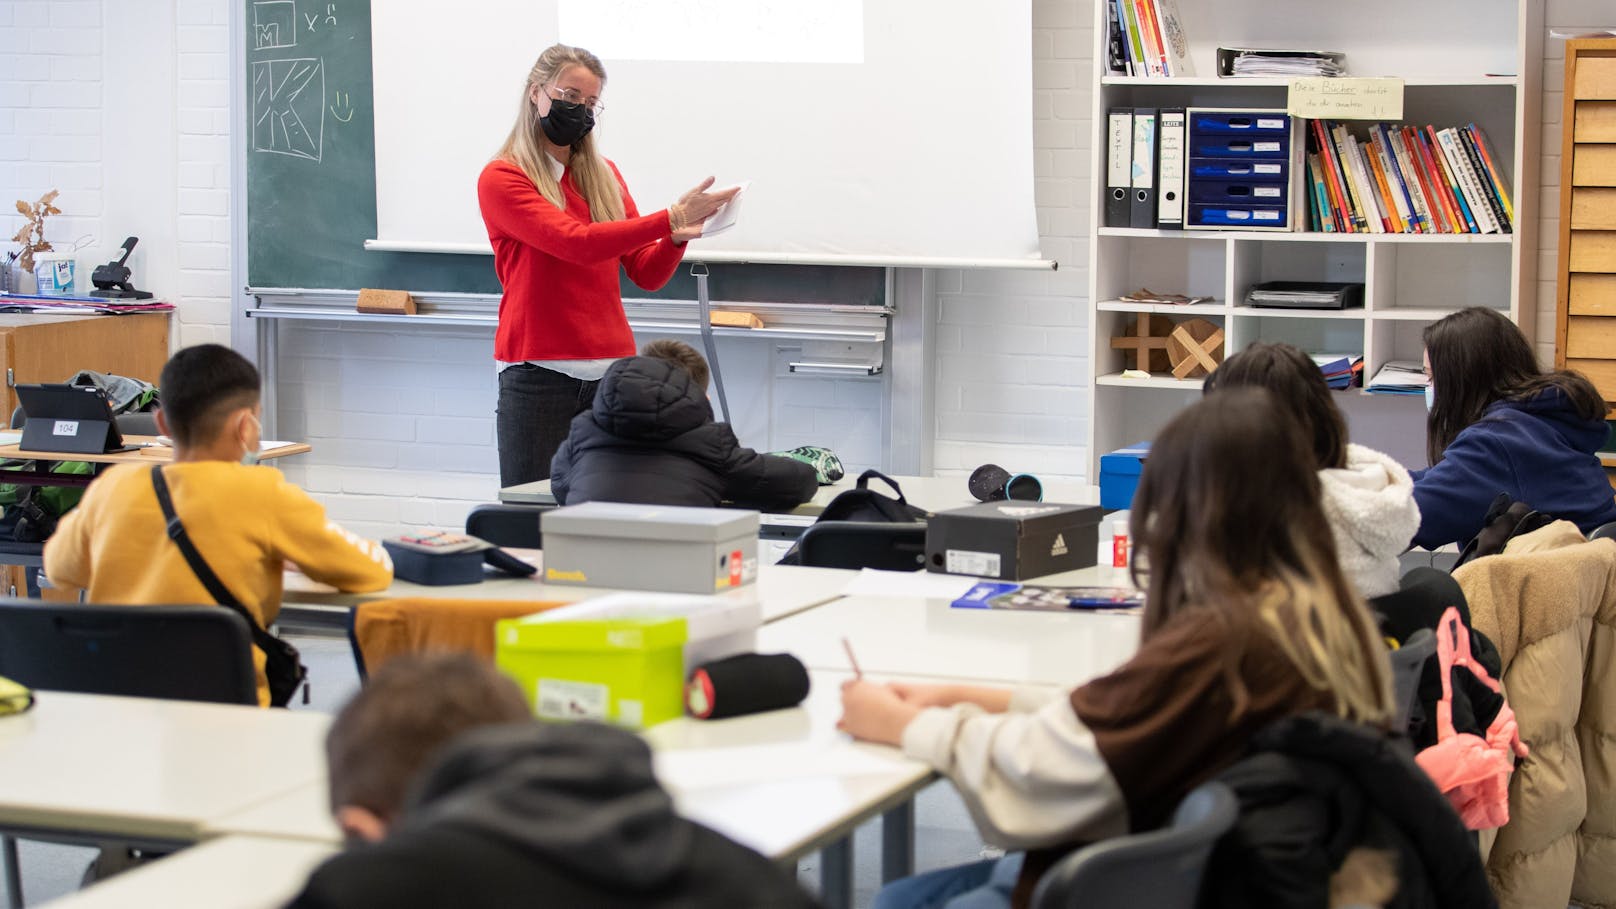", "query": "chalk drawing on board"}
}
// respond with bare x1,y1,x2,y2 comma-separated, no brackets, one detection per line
252,58,325,161
252,0,296,50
